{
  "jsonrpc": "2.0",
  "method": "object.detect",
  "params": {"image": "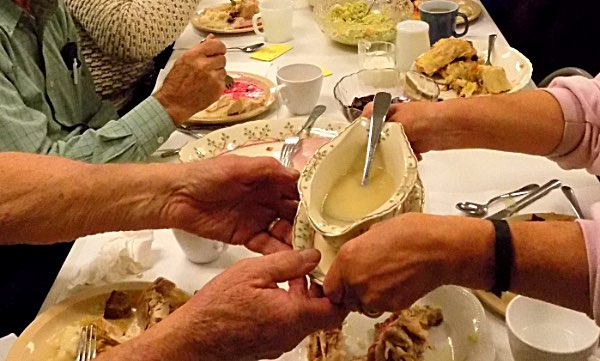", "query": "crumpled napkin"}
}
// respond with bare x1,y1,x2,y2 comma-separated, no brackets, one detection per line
67,231,155,290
